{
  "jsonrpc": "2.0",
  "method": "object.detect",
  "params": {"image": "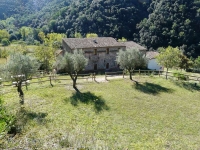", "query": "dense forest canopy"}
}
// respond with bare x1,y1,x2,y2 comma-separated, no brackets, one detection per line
138,0,200,57
0,0,200,57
